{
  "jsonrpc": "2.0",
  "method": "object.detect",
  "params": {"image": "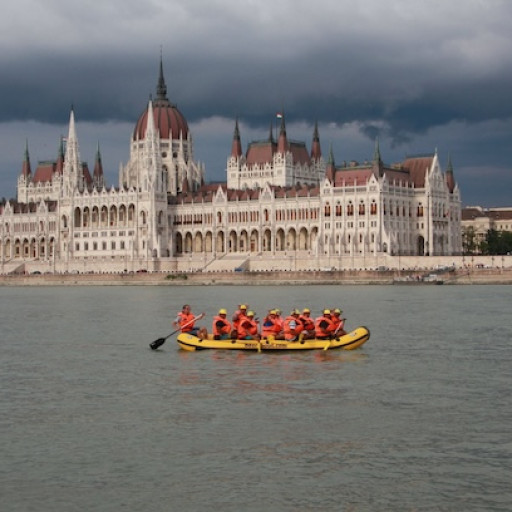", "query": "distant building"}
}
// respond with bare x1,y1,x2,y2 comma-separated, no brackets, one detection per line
0,59,462,274
462,206,512,253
